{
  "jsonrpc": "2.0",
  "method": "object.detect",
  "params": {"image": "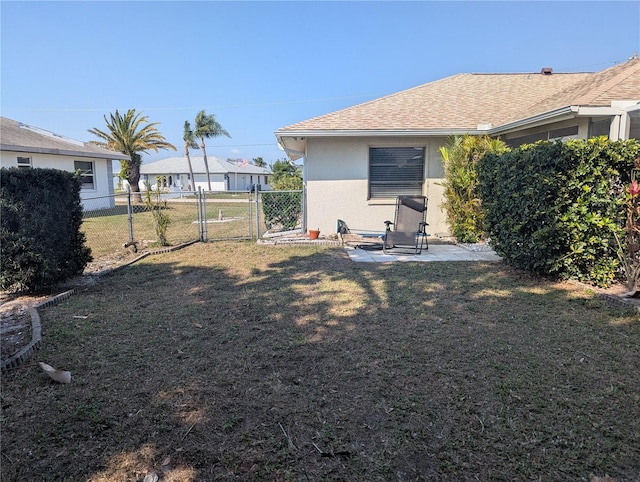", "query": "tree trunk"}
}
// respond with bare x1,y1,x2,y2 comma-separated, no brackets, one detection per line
185,148,195,192
127,153,144,203
201,140,212,191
